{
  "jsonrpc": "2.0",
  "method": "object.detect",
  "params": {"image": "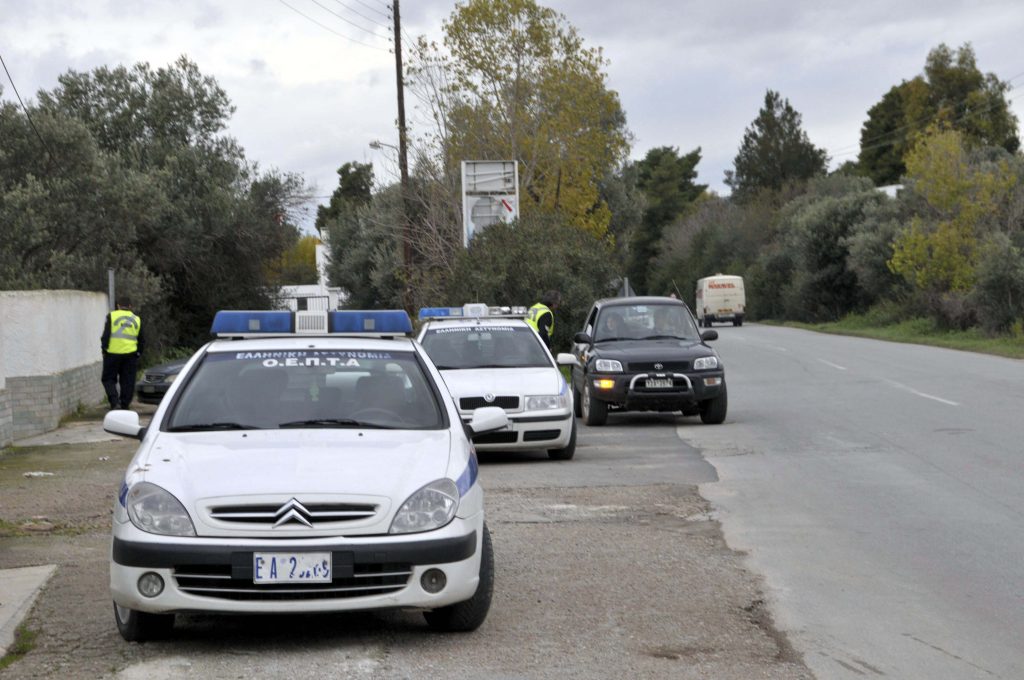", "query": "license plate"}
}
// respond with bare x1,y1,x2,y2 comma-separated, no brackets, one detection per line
645,378,673,389
253,552,332,583
142,386,155,393
718,308,732,313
